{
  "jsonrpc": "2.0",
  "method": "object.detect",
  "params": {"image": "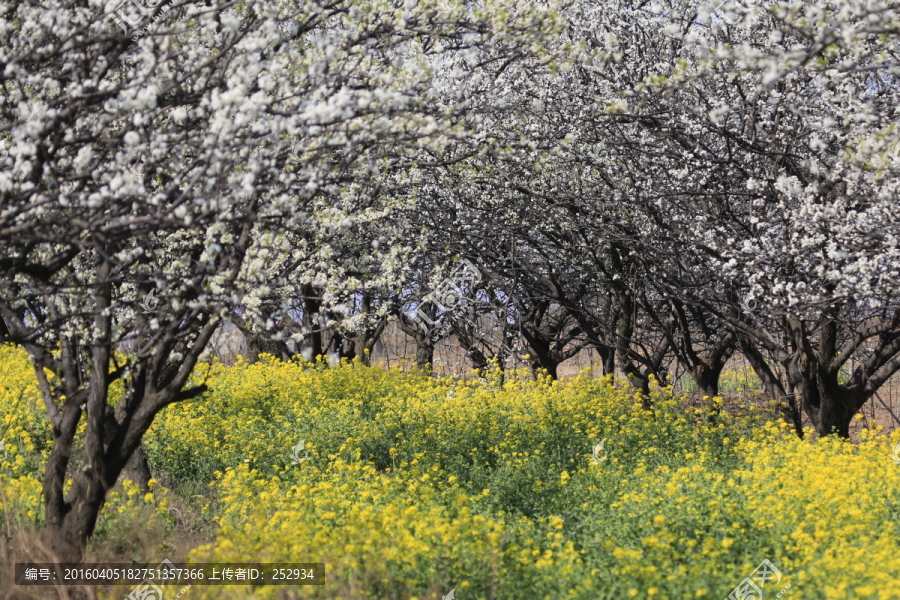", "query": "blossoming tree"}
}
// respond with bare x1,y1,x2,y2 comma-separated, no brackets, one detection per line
0,0,561,560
